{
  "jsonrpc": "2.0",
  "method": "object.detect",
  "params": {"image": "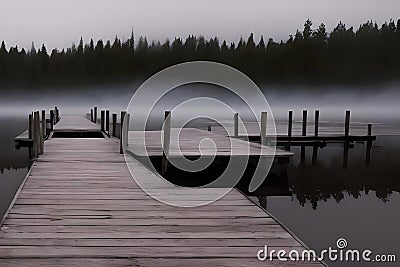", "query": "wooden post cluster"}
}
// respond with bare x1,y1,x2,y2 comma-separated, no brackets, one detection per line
29,111,45,158
162,111,171,176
